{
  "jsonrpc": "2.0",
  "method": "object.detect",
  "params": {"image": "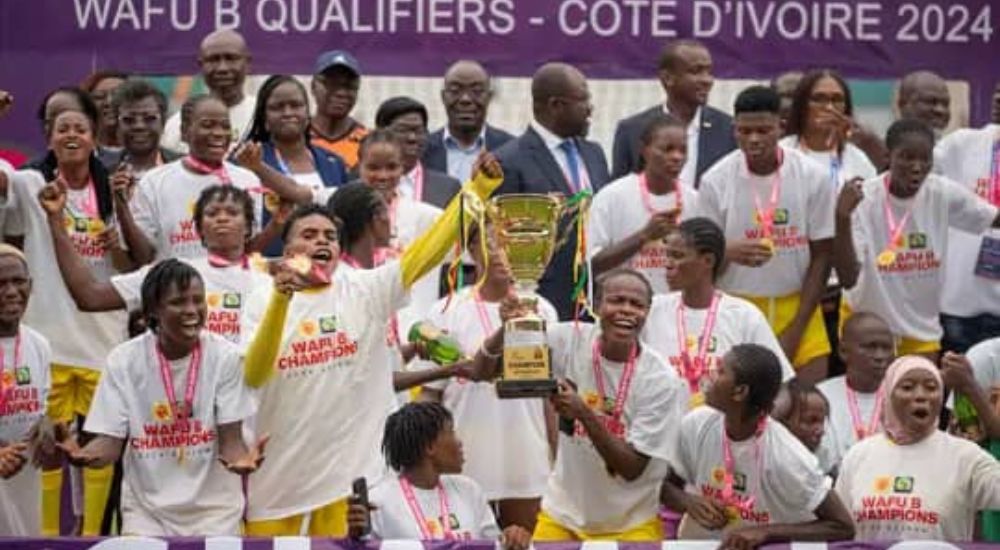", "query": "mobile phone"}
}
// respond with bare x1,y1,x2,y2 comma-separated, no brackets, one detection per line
352,477,371,536
558,378,578,436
